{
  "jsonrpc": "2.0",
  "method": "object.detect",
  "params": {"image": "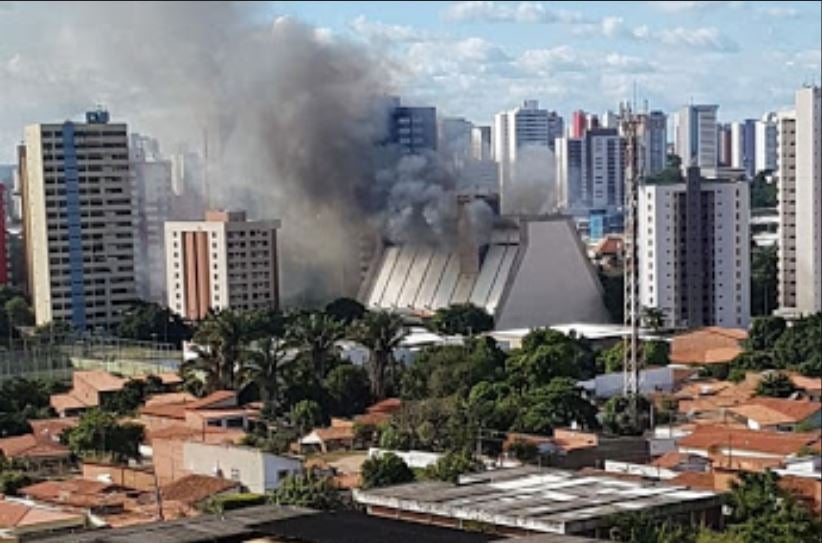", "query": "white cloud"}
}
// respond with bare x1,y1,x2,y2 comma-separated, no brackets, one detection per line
756,6,799,18
655,26,738,52
350,15,430,43
442,1,586,24
650,1,744,13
